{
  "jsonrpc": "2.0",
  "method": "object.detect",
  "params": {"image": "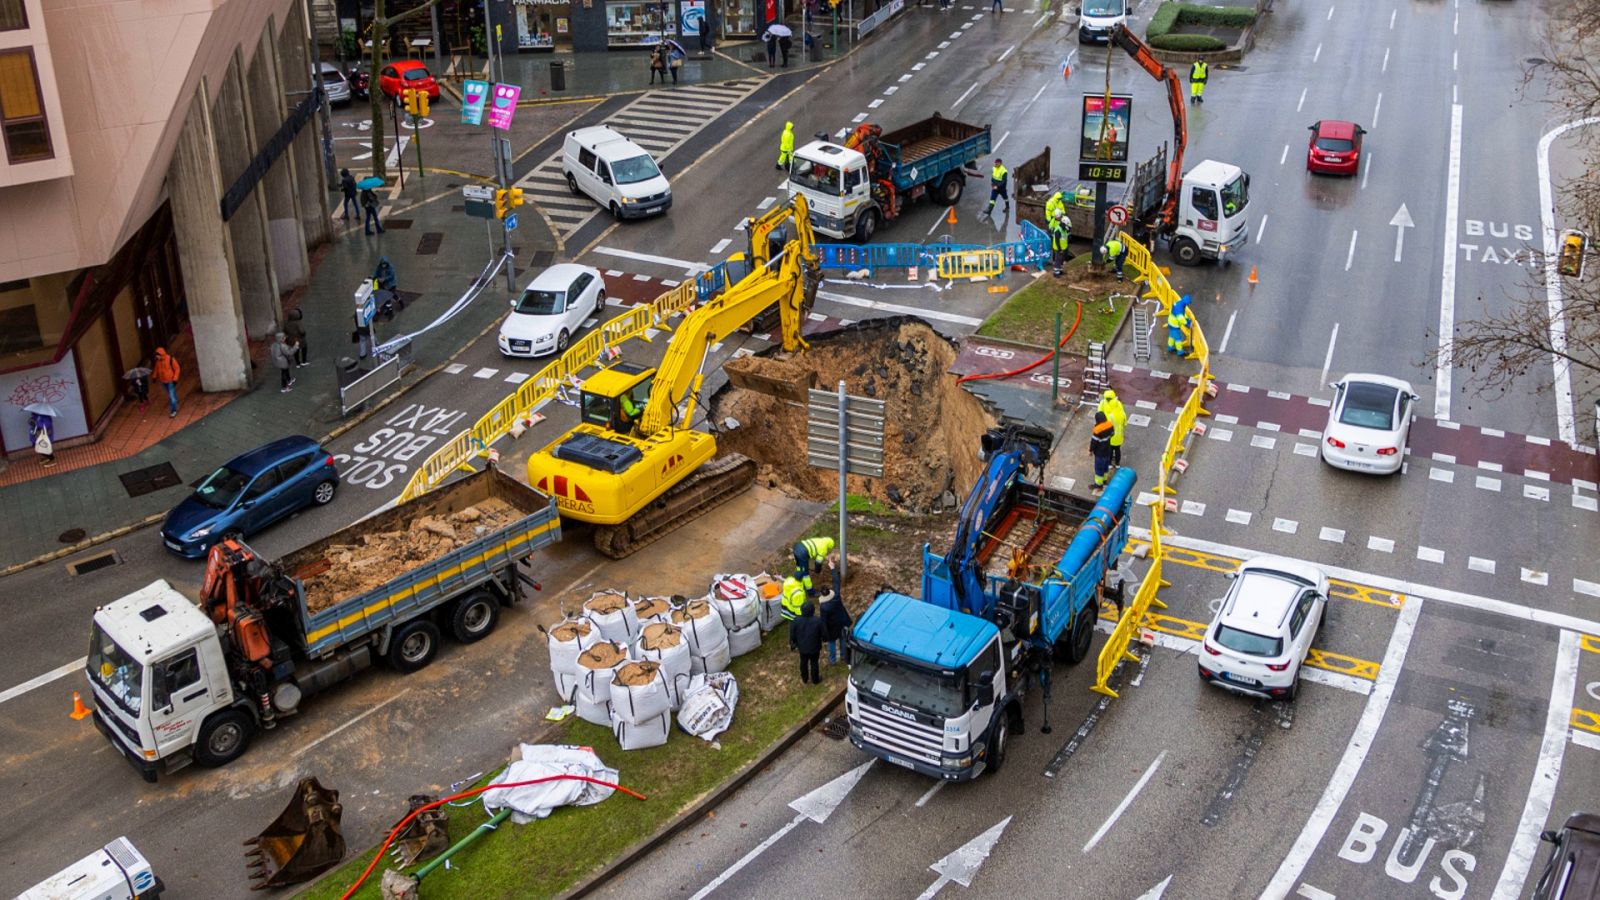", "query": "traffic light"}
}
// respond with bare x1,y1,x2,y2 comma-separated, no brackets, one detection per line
1559,230,1587,279
415,93,430,118
508,187,524,208
402,89,419,117
494,188,510,219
